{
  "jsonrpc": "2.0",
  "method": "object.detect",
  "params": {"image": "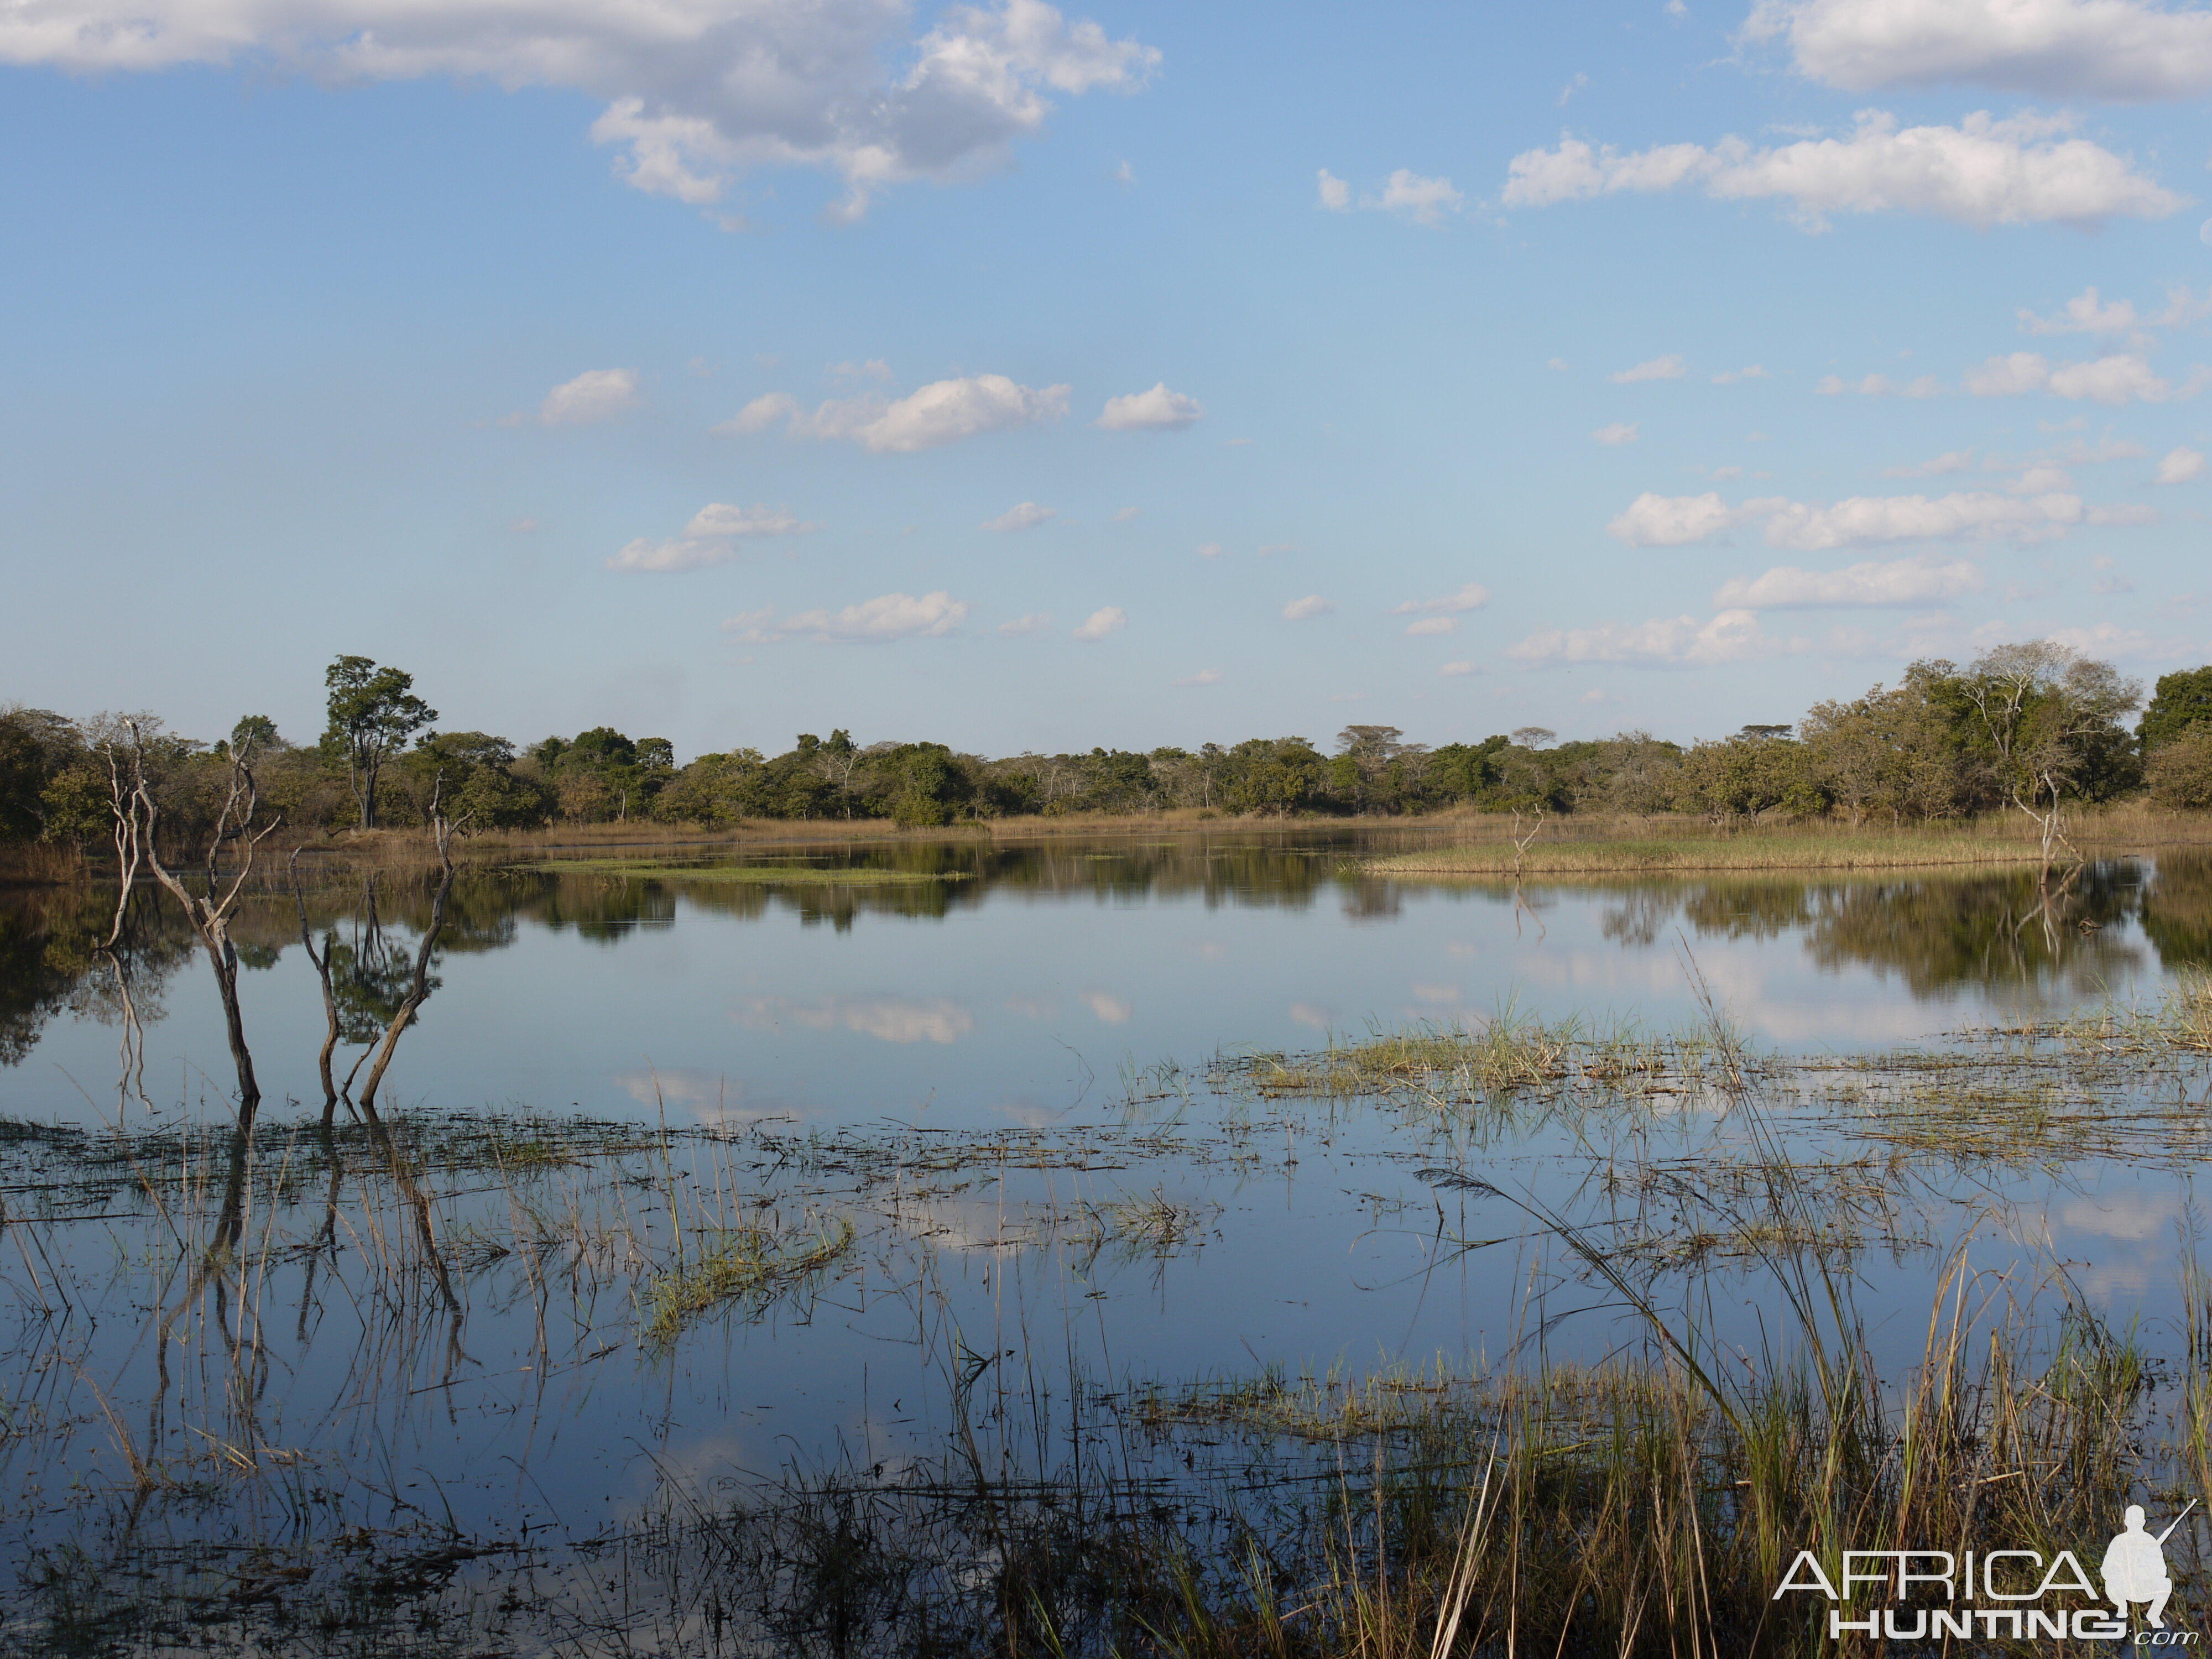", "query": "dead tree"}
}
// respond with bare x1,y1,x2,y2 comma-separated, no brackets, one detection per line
109,718,280,1120
356,774,460,1113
